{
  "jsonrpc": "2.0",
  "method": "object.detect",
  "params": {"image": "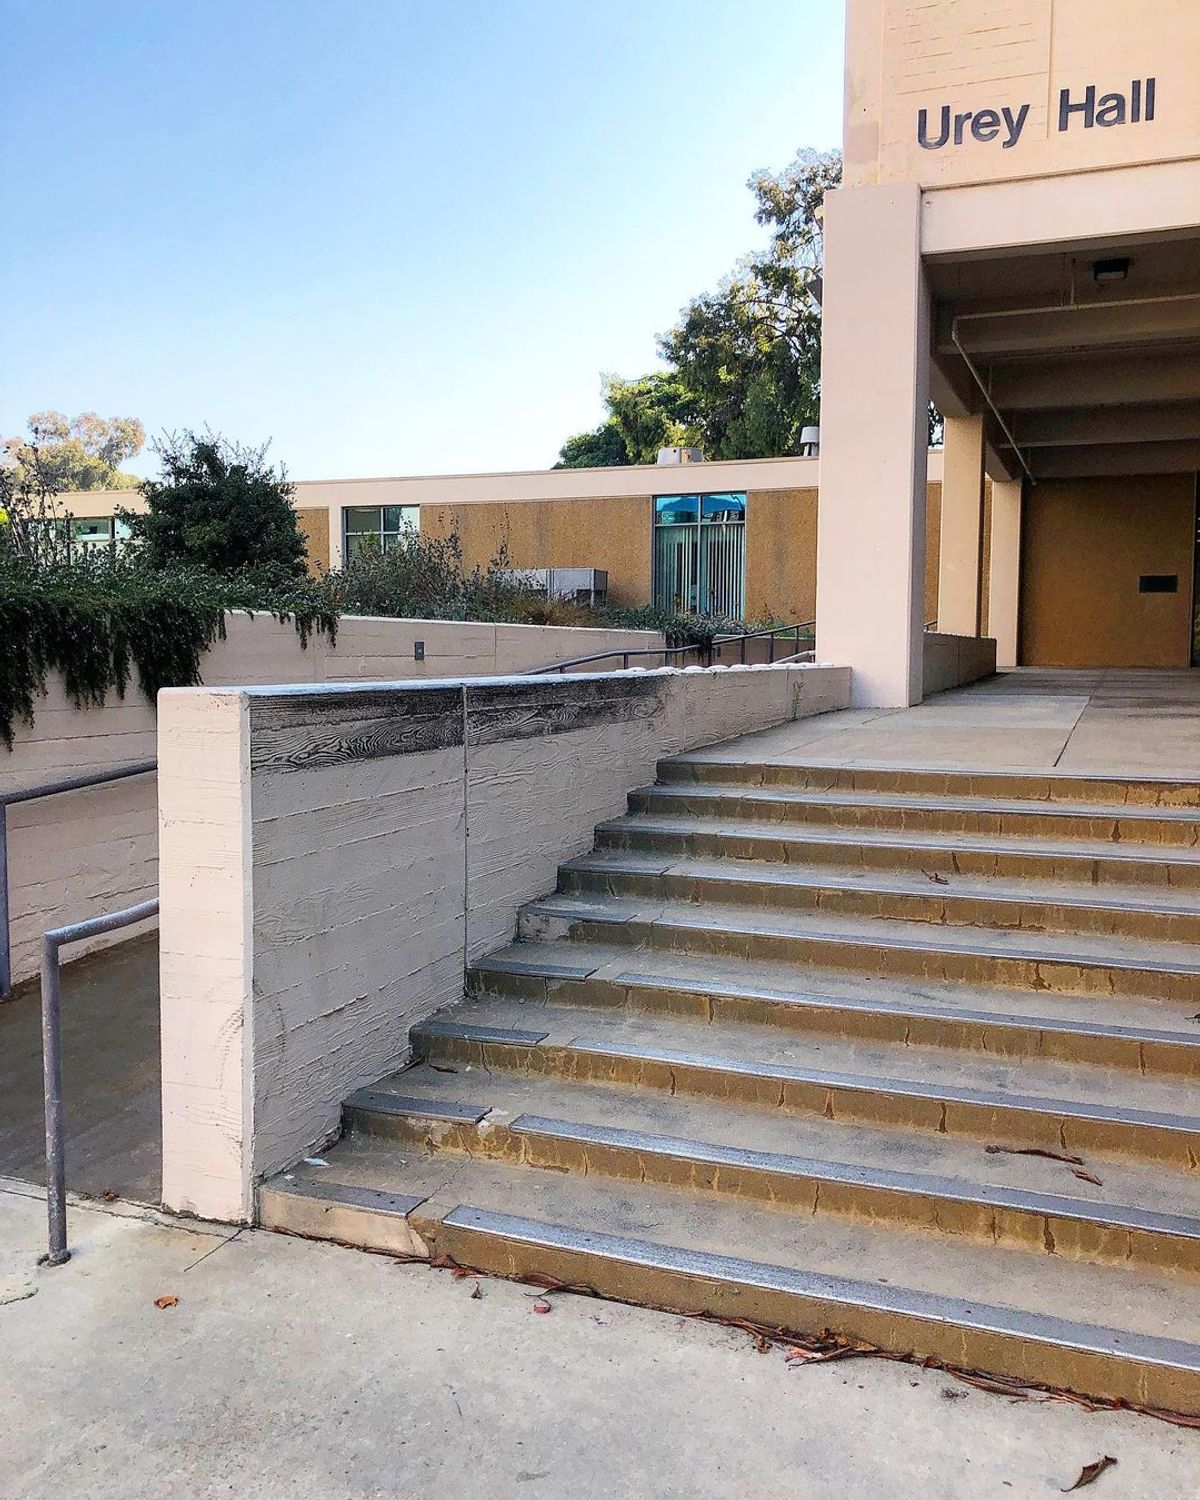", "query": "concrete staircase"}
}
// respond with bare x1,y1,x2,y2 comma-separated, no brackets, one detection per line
261,757,1200,1416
